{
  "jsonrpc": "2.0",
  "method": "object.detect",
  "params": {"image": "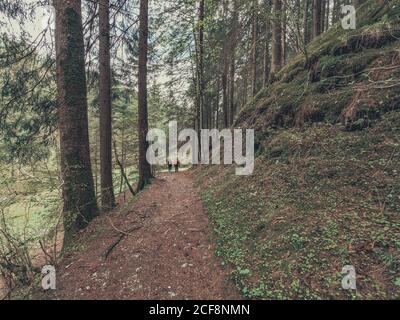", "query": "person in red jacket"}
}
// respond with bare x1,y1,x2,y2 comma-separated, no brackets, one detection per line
174,159,180,173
